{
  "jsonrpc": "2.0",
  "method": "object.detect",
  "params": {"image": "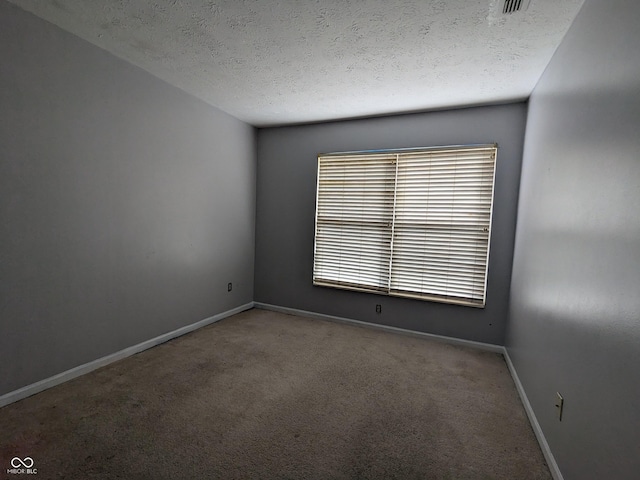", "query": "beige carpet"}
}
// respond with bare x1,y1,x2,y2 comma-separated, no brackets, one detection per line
0,308,551,479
